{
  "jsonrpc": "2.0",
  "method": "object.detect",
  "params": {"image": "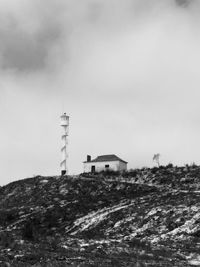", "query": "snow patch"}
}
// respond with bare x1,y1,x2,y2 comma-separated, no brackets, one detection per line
67,200,134,235
40,179,48,184
146,207,162,217
188,254,200,266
